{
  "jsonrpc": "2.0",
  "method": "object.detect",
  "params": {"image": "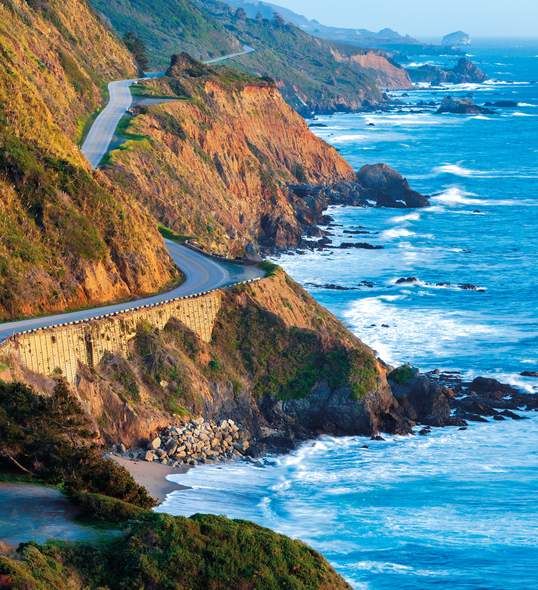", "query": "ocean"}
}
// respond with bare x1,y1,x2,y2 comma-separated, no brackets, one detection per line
160,40,538,589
